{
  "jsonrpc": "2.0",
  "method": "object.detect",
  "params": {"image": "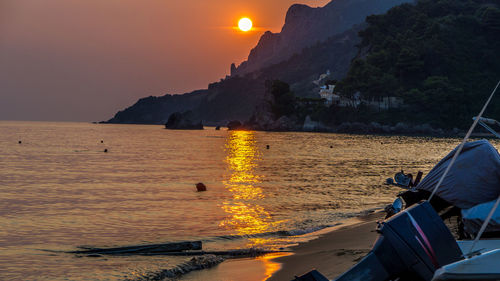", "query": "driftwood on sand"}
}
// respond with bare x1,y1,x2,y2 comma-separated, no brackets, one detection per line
133,248,282,257
70,241,202,255
70,241,284,258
